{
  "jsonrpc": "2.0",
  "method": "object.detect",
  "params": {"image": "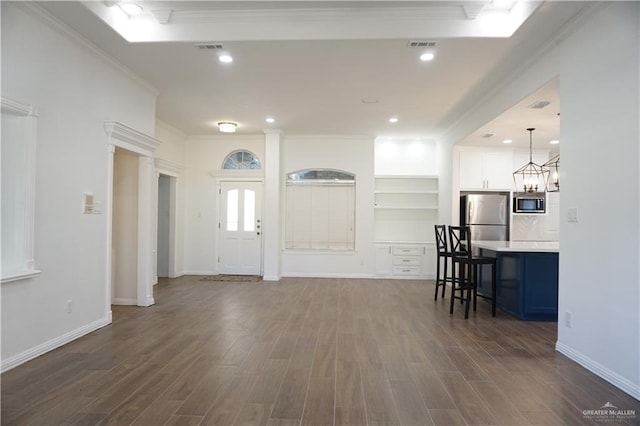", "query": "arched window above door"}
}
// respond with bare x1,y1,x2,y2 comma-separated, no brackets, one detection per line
222,150,262,170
